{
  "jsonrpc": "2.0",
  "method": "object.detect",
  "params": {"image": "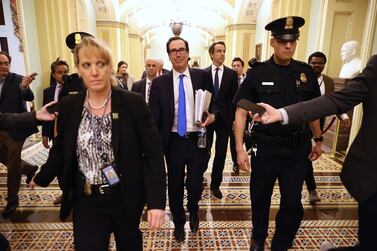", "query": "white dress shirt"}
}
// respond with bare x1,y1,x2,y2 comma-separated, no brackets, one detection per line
144,78,152,104
171,68,198,133
211,64,224,89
